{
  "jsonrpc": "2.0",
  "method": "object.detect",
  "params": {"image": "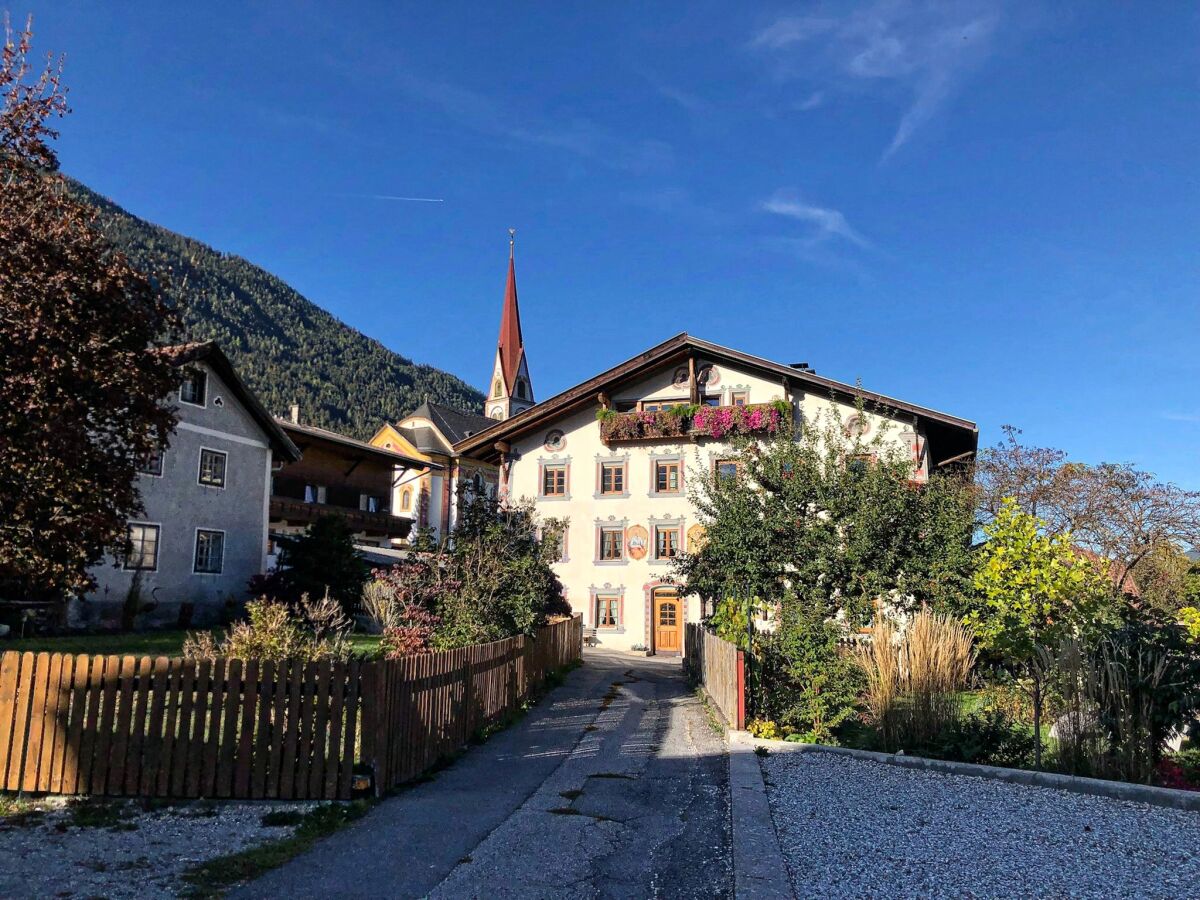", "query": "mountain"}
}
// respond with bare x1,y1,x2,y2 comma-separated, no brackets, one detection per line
73,182,486,440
